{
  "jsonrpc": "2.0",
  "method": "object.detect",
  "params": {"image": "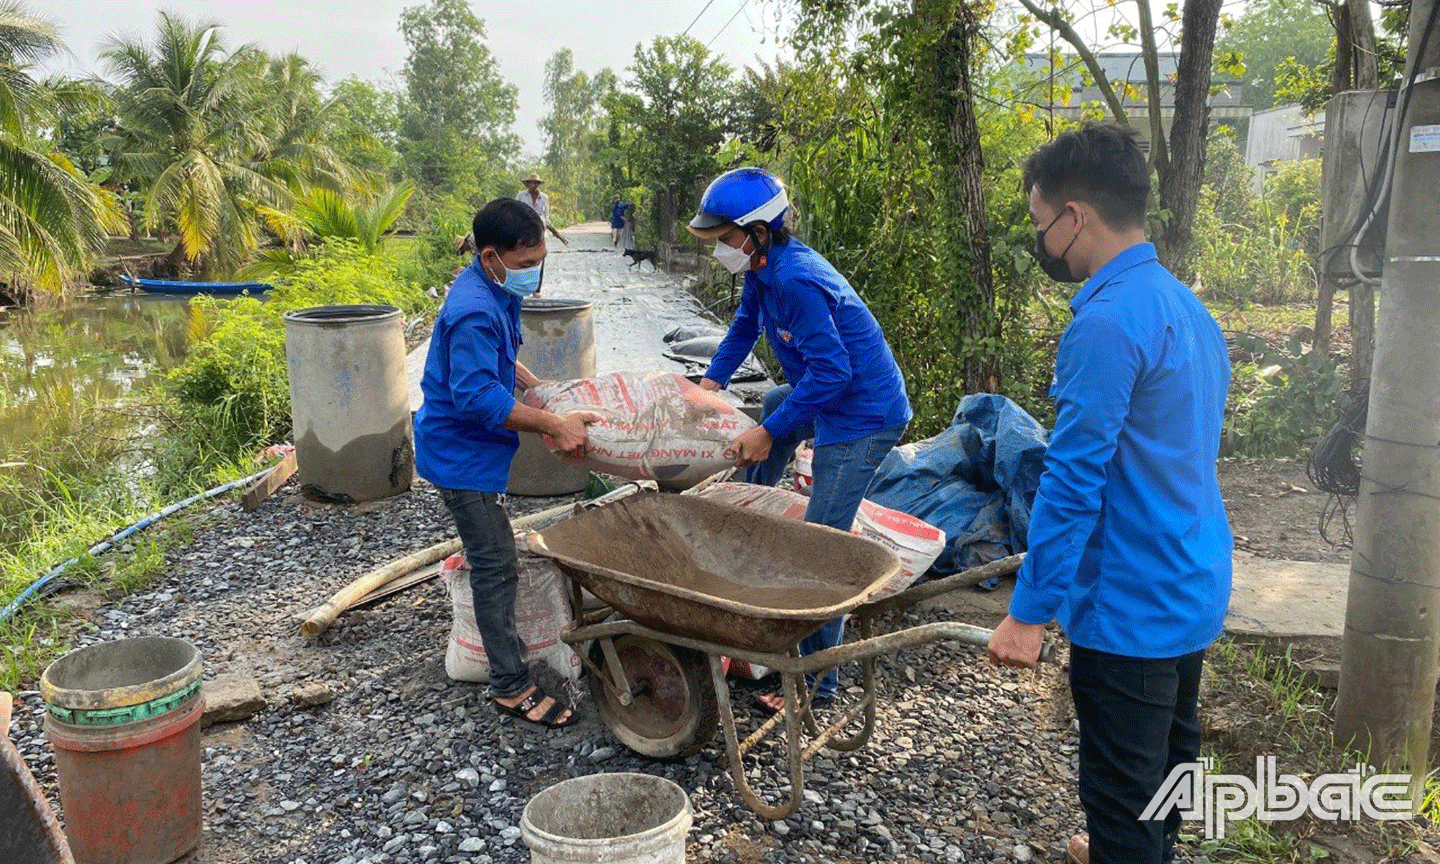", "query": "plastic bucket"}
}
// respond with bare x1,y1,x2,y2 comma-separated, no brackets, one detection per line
284,304,414,502
40,638,204,864
521,772,691,864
